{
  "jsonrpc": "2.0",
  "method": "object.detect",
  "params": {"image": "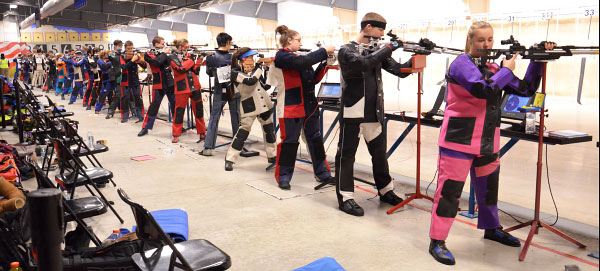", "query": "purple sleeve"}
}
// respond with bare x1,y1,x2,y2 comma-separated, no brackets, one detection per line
503,61,543,97
448,54,516,99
